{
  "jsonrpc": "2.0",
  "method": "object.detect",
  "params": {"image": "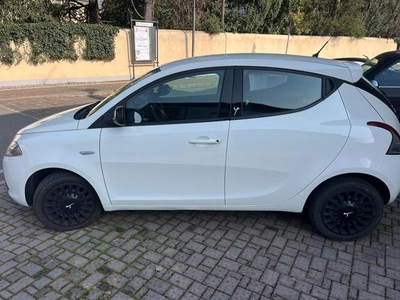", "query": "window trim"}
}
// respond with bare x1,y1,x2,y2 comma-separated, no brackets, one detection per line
231,67,337,120
93,67,234,128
